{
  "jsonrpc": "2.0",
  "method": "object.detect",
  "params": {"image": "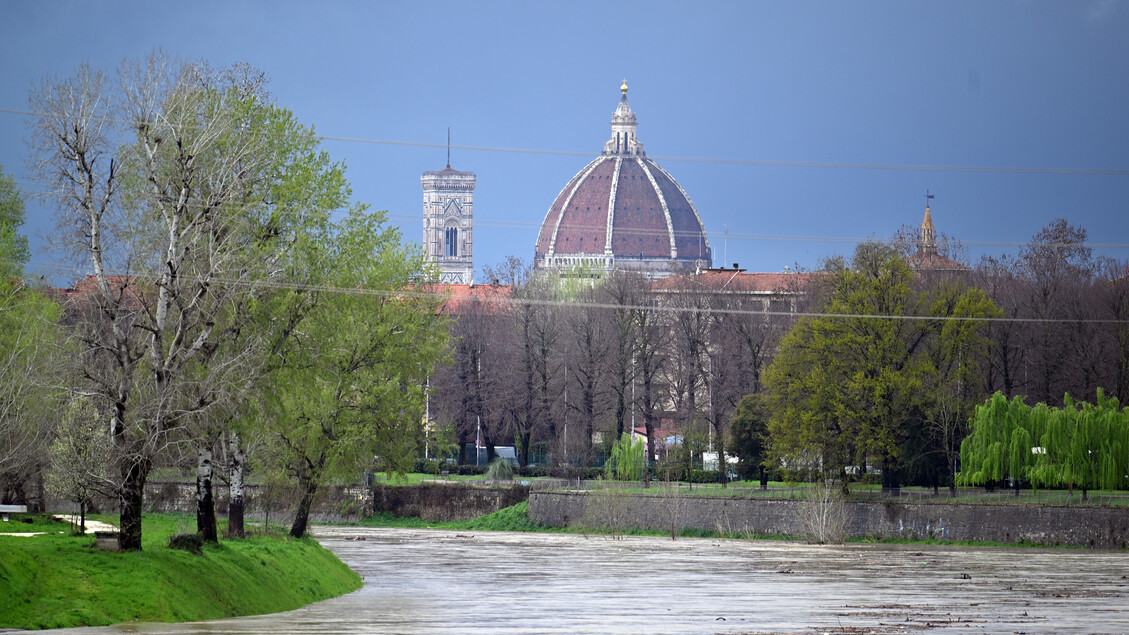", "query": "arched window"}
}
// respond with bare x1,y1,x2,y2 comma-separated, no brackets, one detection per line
445,226,458,257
